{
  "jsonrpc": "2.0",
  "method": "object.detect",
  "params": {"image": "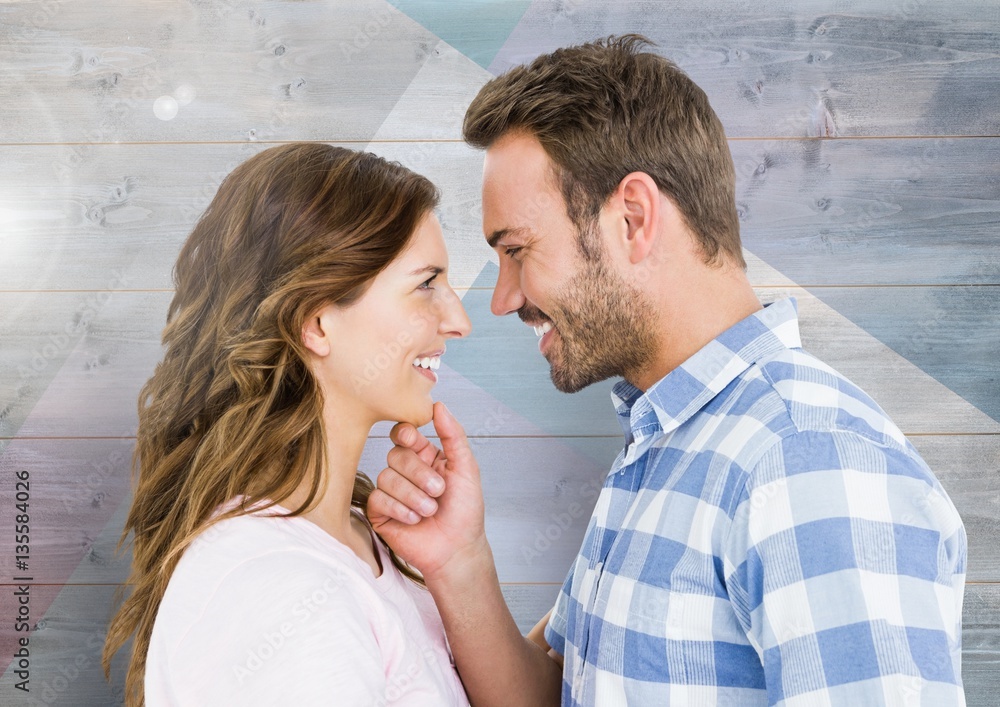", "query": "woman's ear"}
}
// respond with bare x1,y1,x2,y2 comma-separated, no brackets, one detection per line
301,305,334,357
